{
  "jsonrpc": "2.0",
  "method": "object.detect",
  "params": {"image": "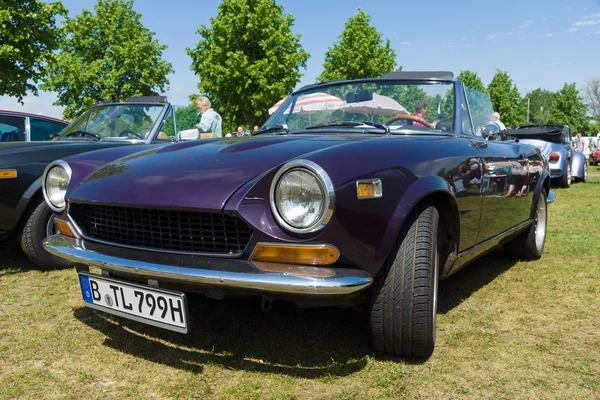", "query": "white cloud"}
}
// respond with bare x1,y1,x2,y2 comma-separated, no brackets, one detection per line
545,33,553,37
519,20,534,29
487,34,497,39
569,13,600,32
401,41,412,46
